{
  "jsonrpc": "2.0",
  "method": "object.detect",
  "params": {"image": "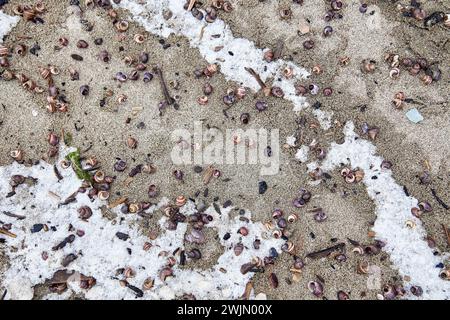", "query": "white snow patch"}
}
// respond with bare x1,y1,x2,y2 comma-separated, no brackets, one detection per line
312,109,333,130
0,11,19,43
0,148,282,300
295,145,309,163
314,121,450,300
286,136,296,147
